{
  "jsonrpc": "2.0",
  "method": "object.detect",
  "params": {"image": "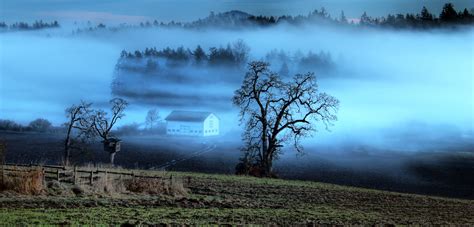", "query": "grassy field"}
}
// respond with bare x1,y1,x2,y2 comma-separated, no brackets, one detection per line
0,170,473,225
